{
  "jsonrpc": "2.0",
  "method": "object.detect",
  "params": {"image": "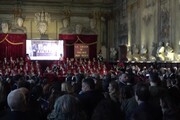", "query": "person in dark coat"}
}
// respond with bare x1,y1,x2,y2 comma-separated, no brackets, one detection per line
77,77,104,119
131,82,162,120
